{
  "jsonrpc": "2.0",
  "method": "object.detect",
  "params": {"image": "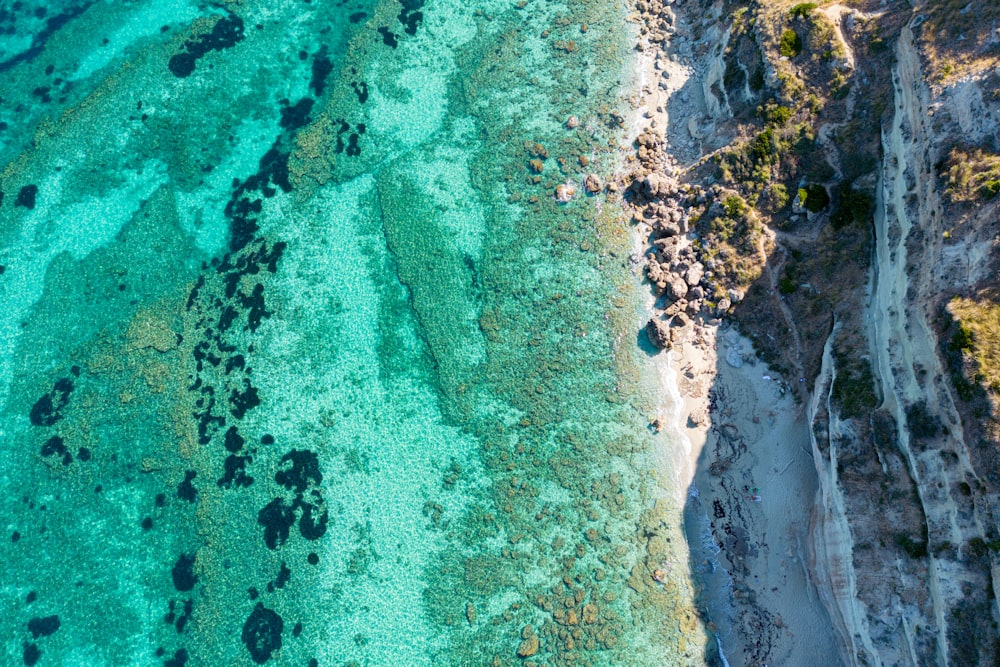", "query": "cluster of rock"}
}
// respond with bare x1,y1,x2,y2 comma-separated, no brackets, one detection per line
632,0,677,51
627,129,736,350
620,0,740,351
